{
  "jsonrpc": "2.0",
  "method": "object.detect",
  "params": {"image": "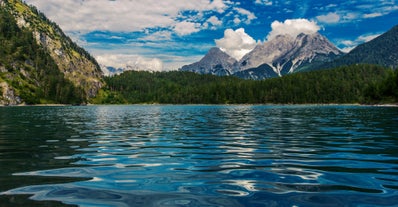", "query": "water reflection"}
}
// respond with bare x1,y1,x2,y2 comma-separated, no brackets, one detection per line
1,105,398,206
